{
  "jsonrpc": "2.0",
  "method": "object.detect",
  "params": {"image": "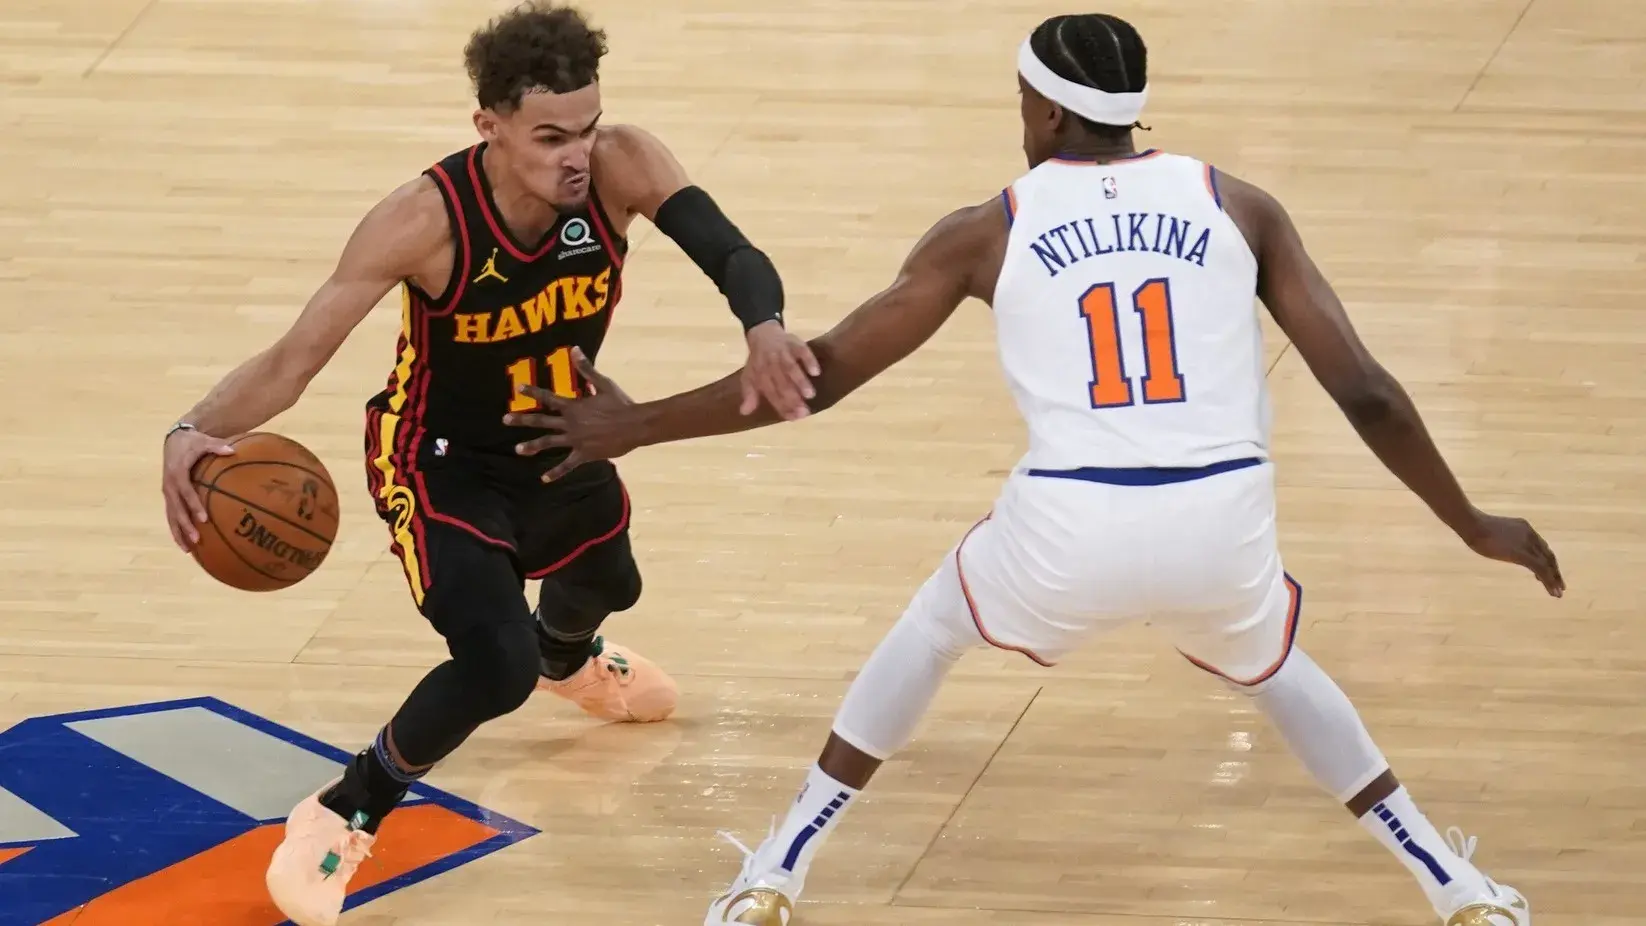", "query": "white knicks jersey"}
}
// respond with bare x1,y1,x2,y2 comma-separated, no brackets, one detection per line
992,149,1267,470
